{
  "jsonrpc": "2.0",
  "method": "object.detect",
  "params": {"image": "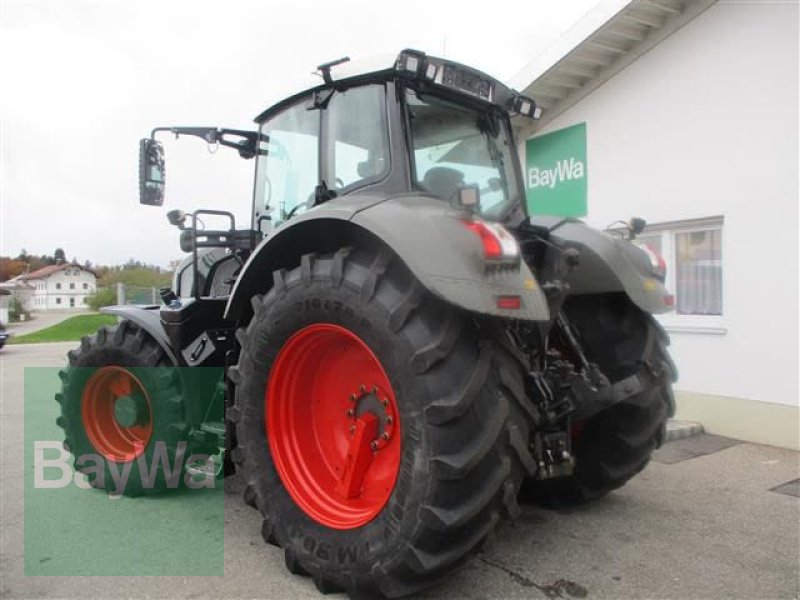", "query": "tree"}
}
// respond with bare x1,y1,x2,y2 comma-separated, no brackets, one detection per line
54,248,66,263
0,257,27,282
8,295,28,322
85,288,117,311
